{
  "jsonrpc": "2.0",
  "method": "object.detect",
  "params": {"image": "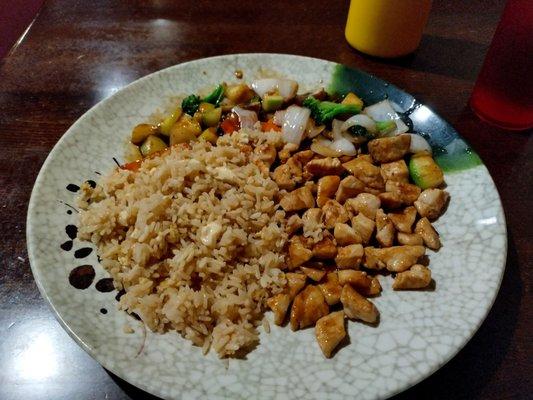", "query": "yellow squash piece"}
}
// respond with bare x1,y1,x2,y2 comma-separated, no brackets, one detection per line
124,142,142,163
159,106,183,136
140,135,167,157
169,114,201,145
131,123,158,145
341,92,364,109
199,127,218,144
